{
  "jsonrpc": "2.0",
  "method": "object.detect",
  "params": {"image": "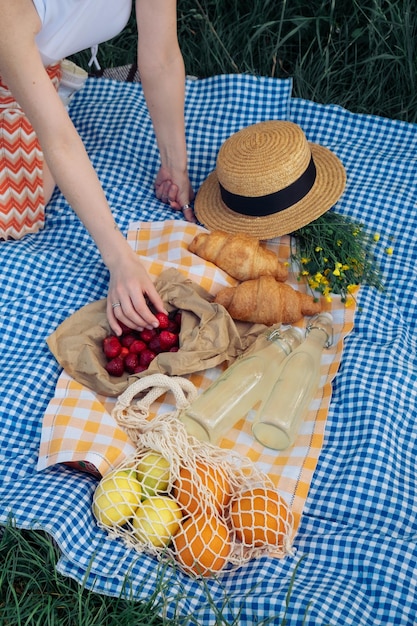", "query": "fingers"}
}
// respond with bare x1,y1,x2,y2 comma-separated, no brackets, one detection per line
155,179,173,204
107,291,166,336
156,182,197,222
107,299,152,336
157,181,179,206
155,166,198,224
180,203,197,223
